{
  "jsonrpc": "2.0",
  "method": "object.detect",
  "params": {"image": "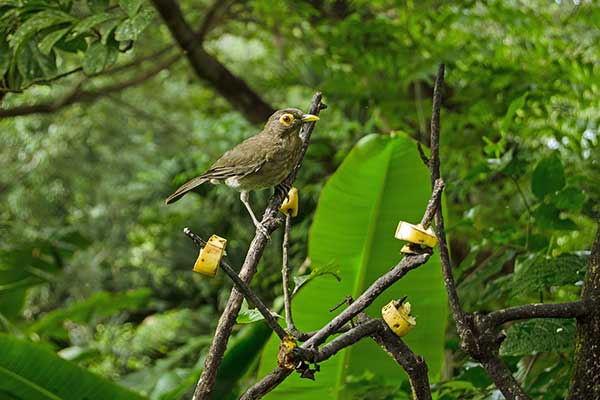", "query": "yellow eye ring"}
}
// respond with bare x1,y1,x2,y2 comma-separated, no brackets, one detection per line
279,114,294,126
